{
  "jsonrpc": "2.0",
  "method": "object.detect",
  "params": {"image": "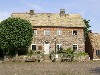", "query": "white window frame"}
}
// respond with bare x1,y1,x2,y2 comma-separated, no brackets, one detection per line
57,29,62,35
33,29,37,35
31,44,36,50
44,29,50,35
73,44,78,50
57,44,62,50
72,30,77,35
